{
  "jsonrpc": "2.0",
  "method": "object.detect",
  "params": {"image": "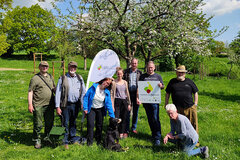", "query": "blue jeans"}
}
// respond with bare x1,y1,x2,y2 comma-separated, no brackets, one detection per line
62,103,80,144
143,103,161,141
169,138,201,156
125,91,139,132
131,92,139,131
